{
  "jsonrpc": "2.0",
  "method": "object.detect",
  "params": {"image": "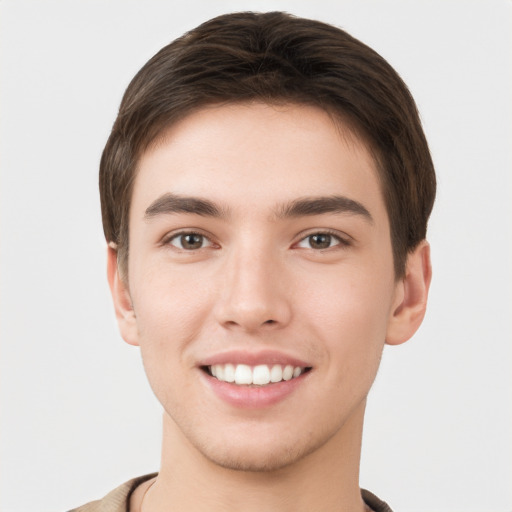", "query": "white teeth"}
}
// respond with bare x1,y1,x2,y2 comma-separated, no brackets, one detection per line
270,364,283,382
215,364,225,381
234,364,252,385
252,365,270,385
224,363,235,383
282,365,294,381
209,363,306,386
